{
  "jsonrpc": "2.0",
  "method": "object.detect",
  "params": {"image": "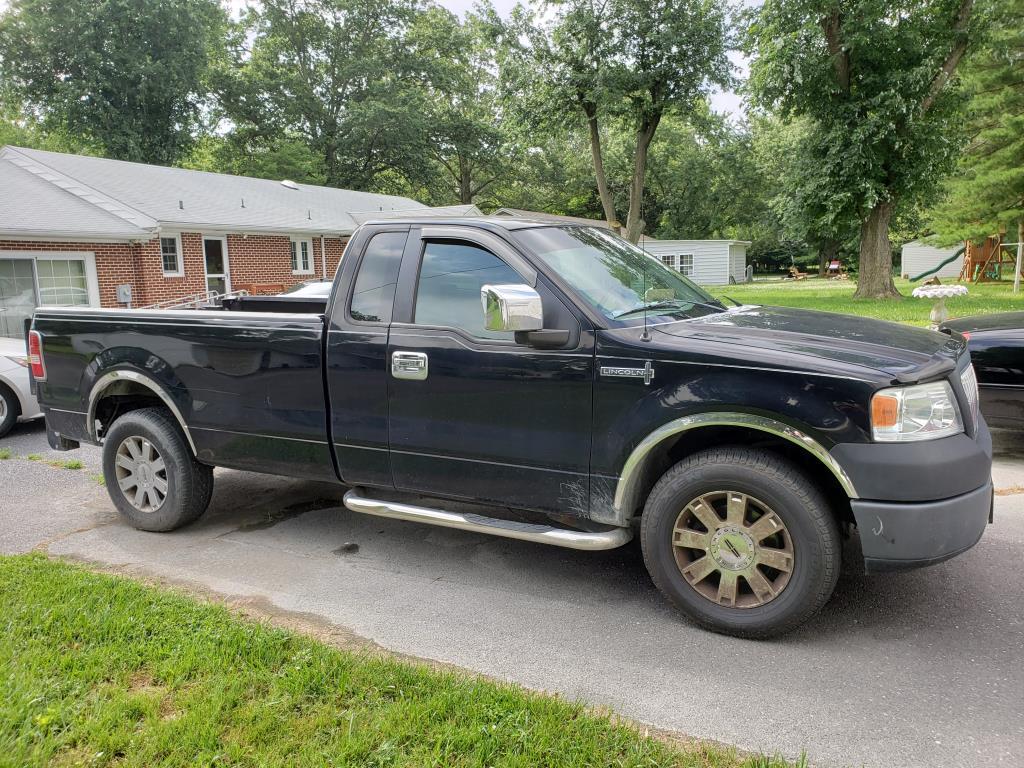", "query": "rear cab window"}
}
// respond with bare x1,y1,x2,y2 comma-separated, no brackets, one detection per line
348,231,408,324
